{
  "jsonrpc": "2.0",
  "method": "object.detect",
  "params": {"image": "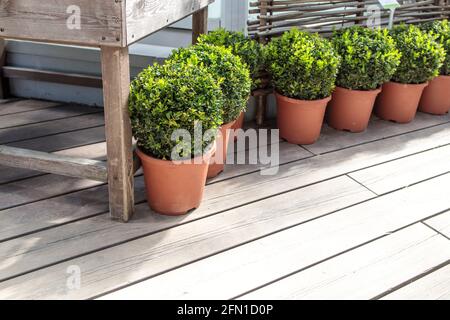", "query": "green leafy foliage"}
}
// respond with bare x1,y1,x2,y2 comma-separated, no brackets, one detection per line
129,62,223,160
421,19,450,76
198,28,264,90
264,28,340,100
390,24,445,84
332,26,401,90
168,43,251,123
